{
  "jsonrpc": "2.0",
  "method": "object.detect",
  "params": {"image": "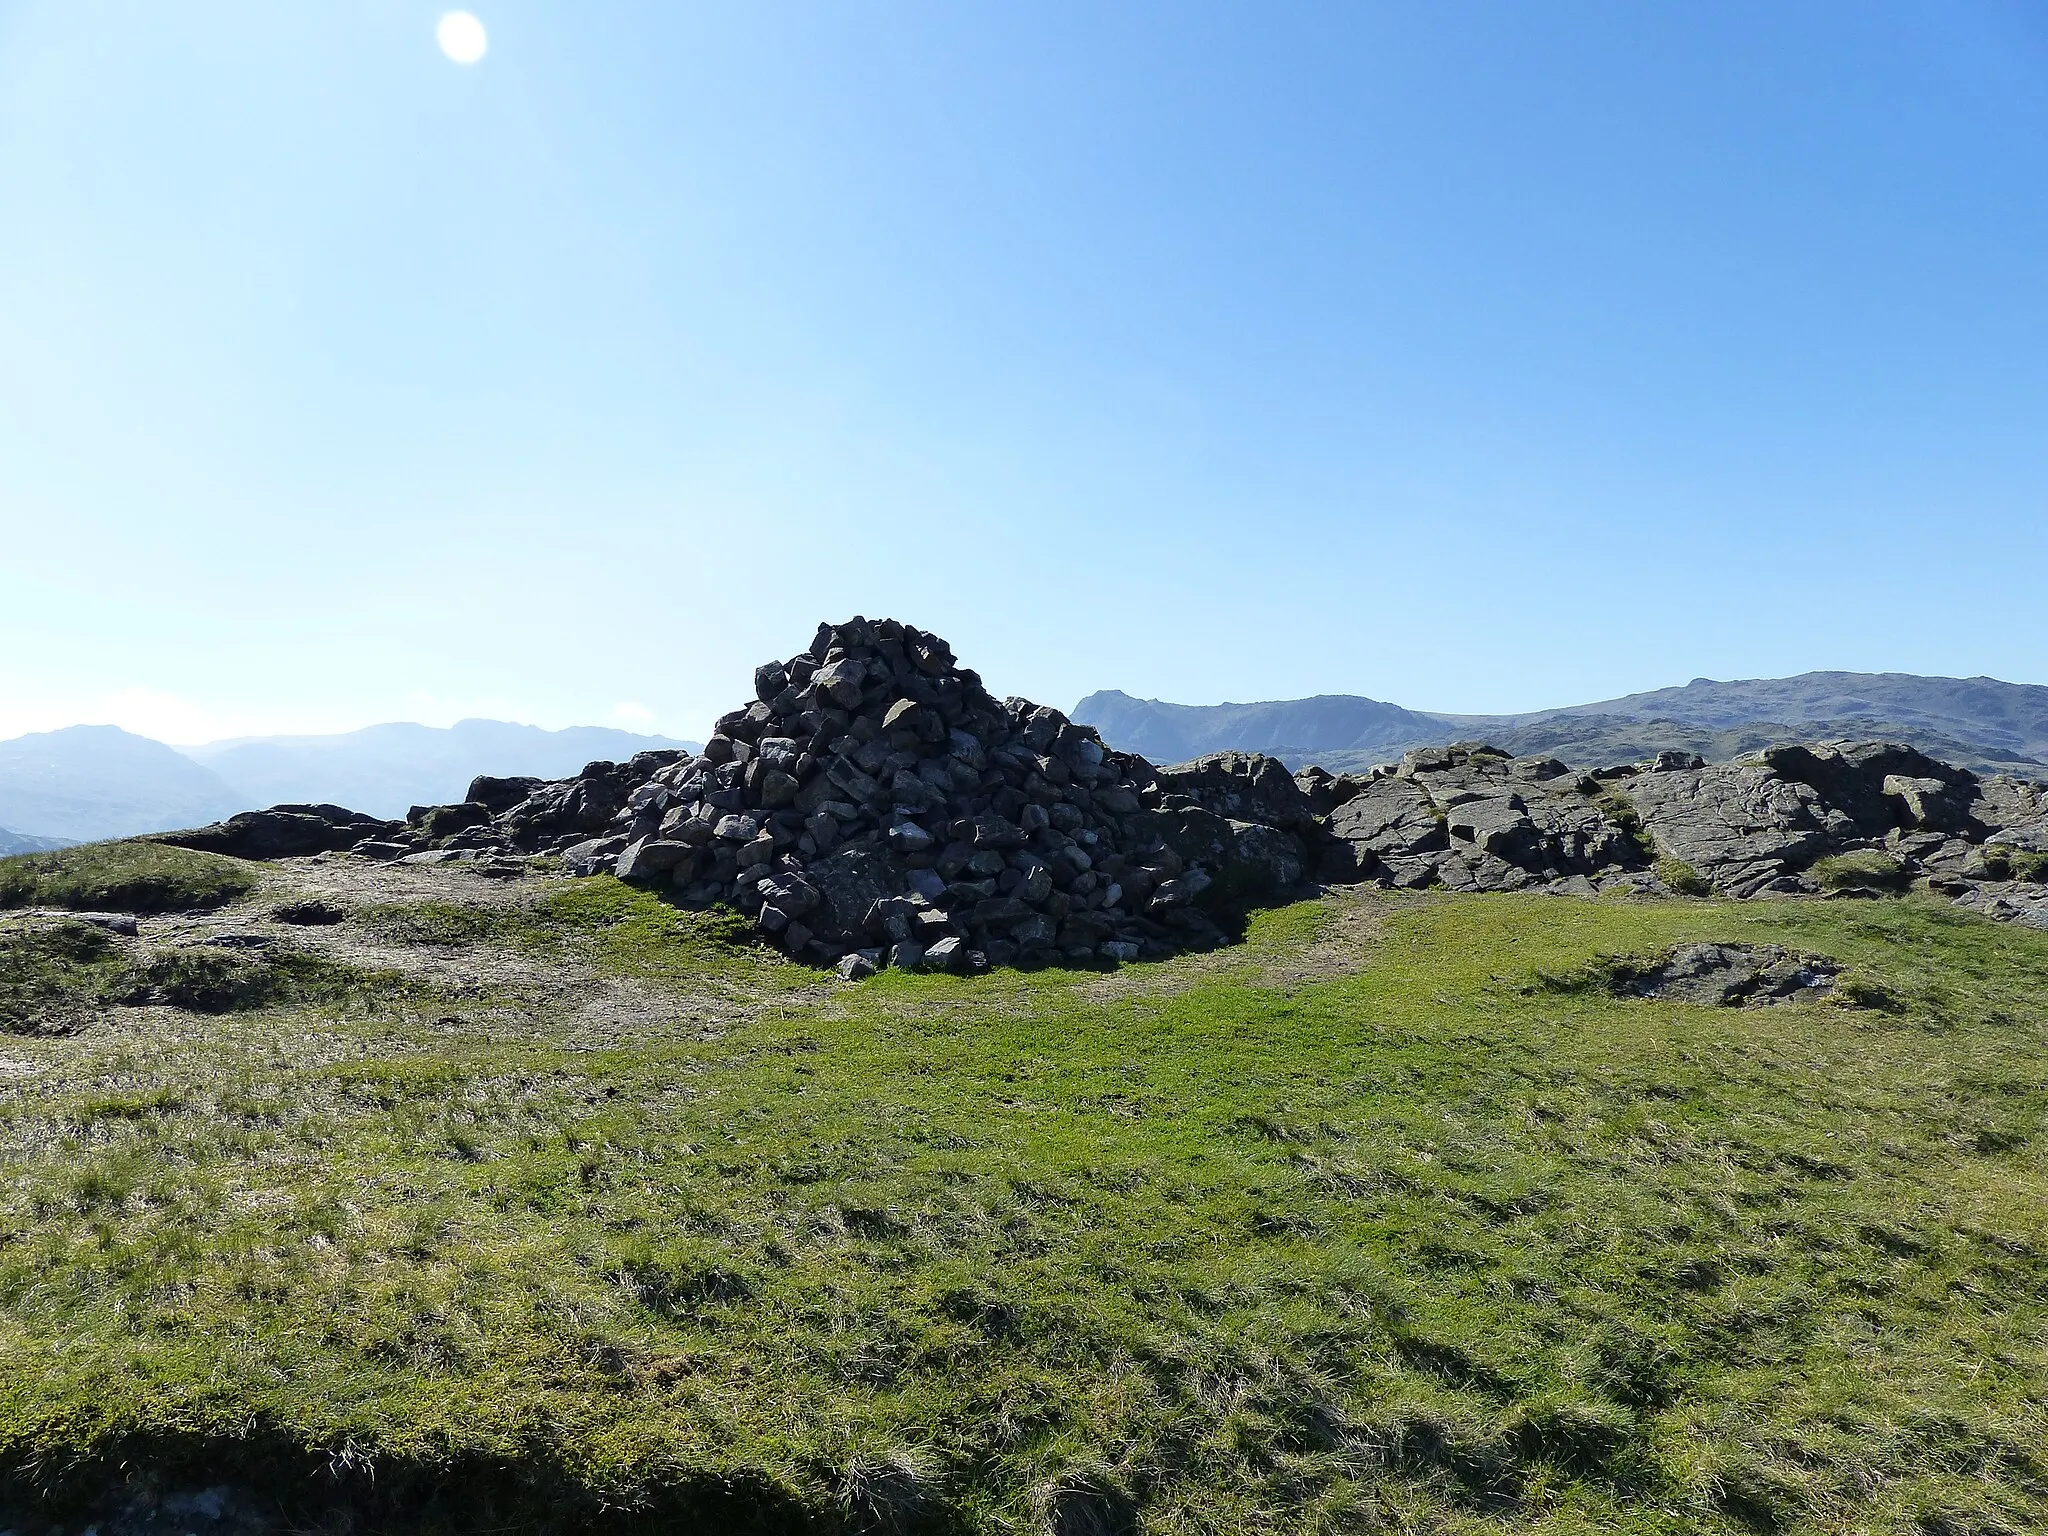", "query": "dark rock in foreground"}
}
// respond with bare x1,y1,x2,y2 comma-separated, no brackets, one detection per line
1607,943,1839,1007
